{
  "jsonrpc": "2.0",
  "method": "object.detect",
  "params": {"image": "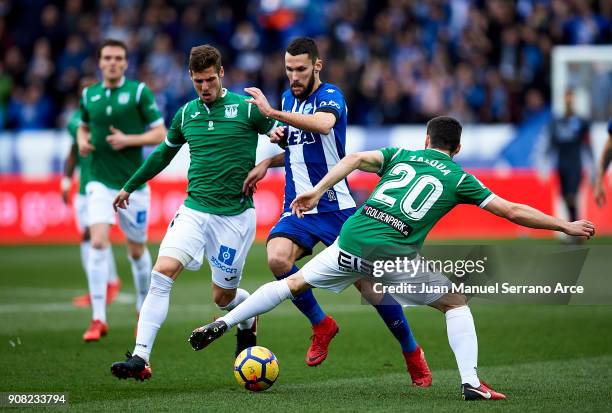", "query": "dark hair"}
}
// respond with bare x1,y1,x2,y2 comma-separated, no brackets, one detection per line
97,39,128,60
286,37,319,63
189,44,222,73
426,116,462,153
